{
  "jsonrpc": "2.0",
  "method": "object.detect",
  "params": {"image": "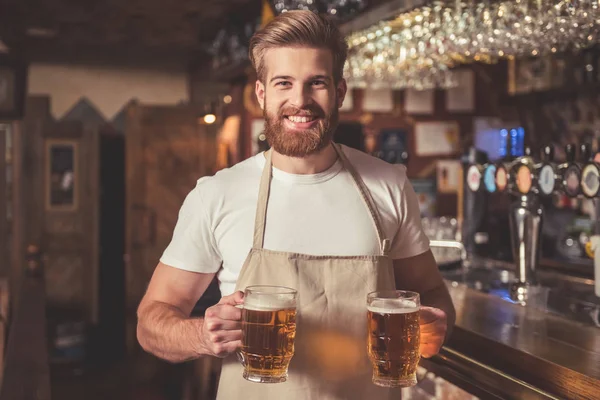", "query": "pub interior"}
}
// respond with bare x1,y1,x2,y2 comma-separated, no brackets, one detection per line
0,0,599,399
